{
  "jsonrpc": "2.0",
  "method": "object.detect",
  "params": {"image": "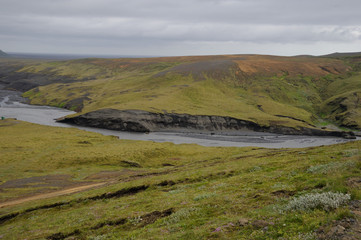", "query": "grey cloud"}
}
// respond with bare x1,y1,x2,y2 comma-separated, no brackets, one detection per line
1,0,361,56
2,0,361,25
